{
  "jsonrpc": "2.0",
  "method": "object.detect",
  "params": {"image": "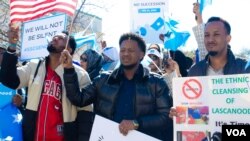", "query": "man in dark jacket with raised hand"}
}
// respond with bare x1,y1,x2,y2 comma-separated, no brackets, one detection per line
62,32,173,141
